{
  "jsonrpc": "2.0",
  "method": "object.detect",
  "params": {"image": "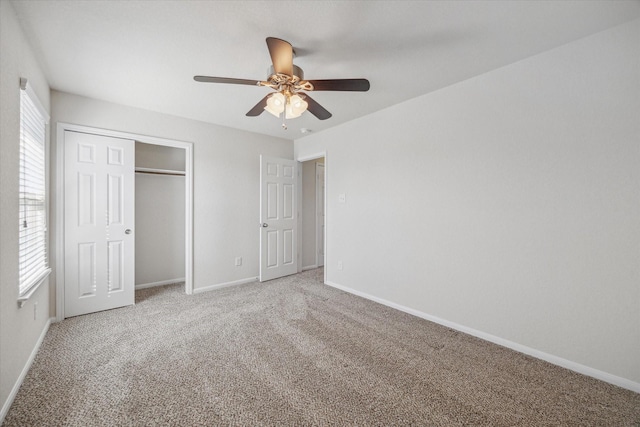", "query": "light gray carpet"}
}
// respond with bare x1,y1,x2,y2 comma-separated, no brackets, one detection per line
4,268,640,426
